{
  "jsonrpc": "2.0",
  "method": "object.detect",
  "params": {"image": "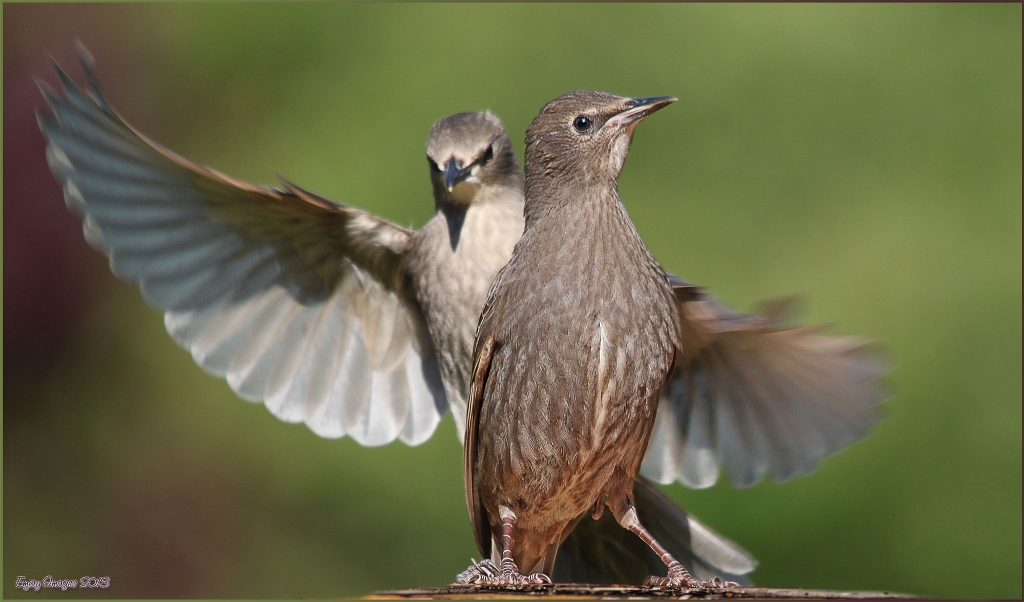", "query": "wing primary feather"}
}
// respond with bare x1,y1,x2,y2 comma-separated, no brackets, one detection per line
74,41,117,117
